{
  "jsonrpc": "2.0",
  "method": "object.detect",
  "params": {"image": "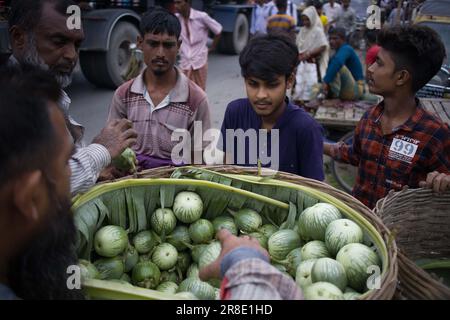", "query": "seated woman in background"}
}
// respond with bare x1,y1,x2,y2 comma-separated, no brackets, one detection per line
292,5,329,102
